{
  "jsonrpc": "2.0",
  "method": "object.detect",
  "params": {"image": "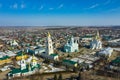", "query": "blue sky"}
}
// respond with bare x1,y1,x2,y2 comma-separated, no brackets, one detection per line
0,0,120,26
